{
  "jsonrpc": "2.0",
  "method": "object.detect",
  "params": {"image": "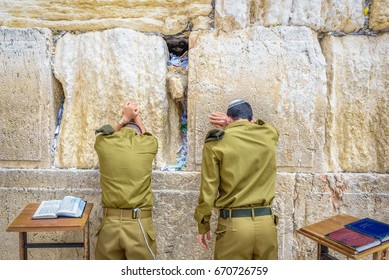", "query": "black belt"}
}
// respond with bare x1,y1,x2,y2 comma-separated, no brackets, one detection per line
220,207,272,219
